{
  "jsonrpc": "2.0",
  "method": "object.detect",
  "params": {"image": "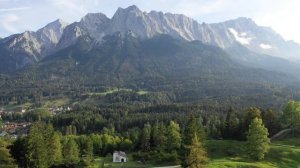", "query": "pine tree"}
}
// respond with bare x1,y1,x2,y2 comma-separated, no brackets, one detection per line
83,137,94,157
10,137,28,167
48,132,63,166
0,138,16,167
246,118,270,160
223,107,240,139
185,134,208,168
66,125,77,135
72,125,77,135
26,122,50,168
63,138,80,166
152,121,166,150
82,137,94,166
183,116,204,146
242,107,261,139
166,121,181,152
207,116,222,139
283,101,300,129
140,123,151,151
262,109,280,136
182,117,206,167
